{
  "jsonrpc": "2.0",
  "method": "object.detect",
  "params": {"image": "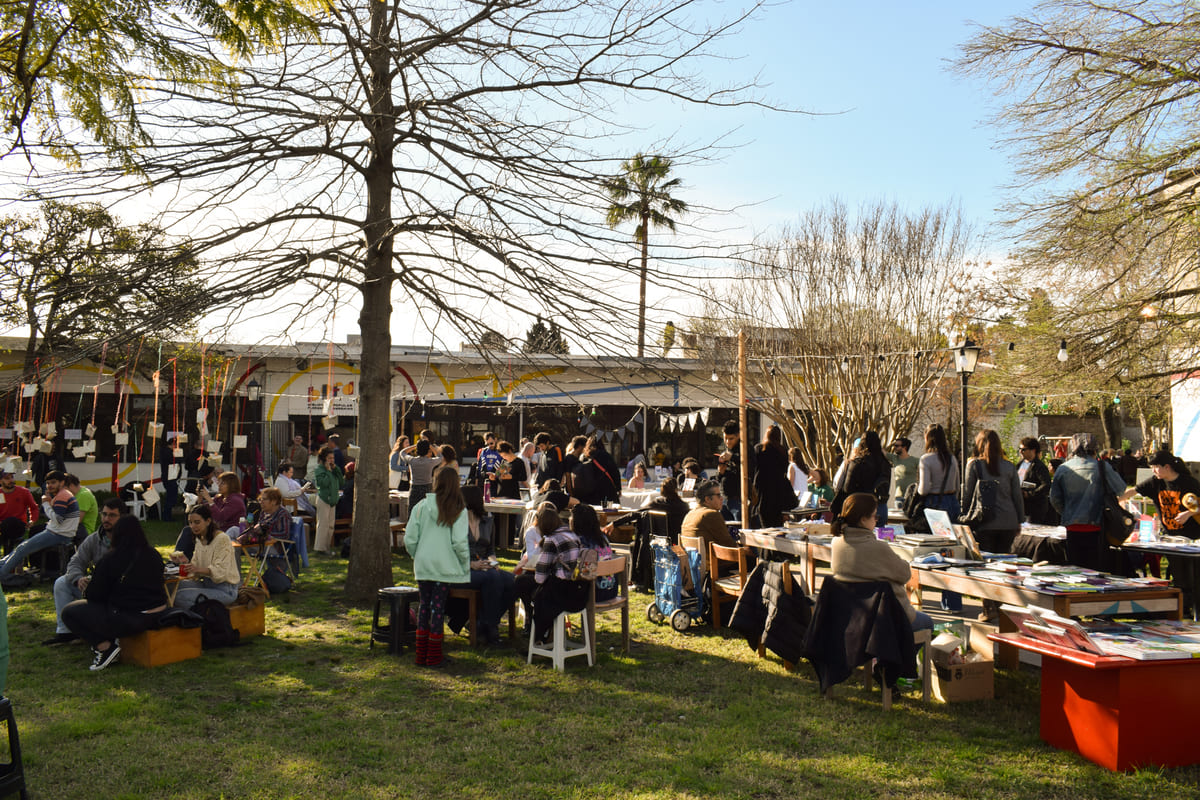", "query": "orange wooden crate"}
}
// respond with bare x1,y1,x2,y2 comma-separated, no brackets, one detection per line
121,626,201,667
228,603,266,638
